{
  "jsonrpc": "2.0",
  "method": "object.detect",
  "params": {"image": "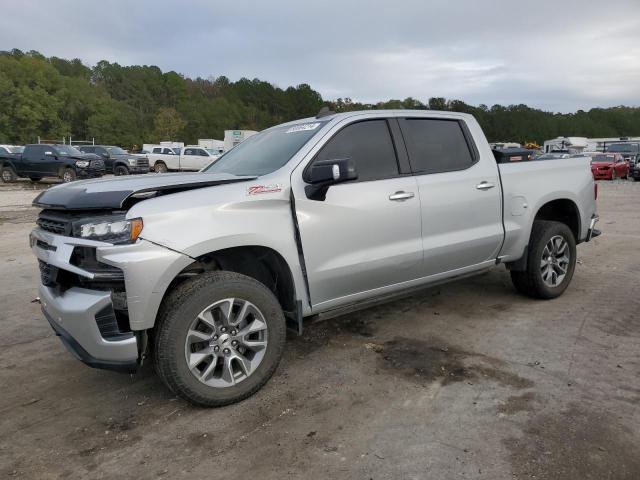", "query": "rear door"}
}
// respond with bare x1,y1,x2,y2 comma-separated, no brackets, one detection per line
24,145,55,176
399,117,503,276
293,118,423,309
